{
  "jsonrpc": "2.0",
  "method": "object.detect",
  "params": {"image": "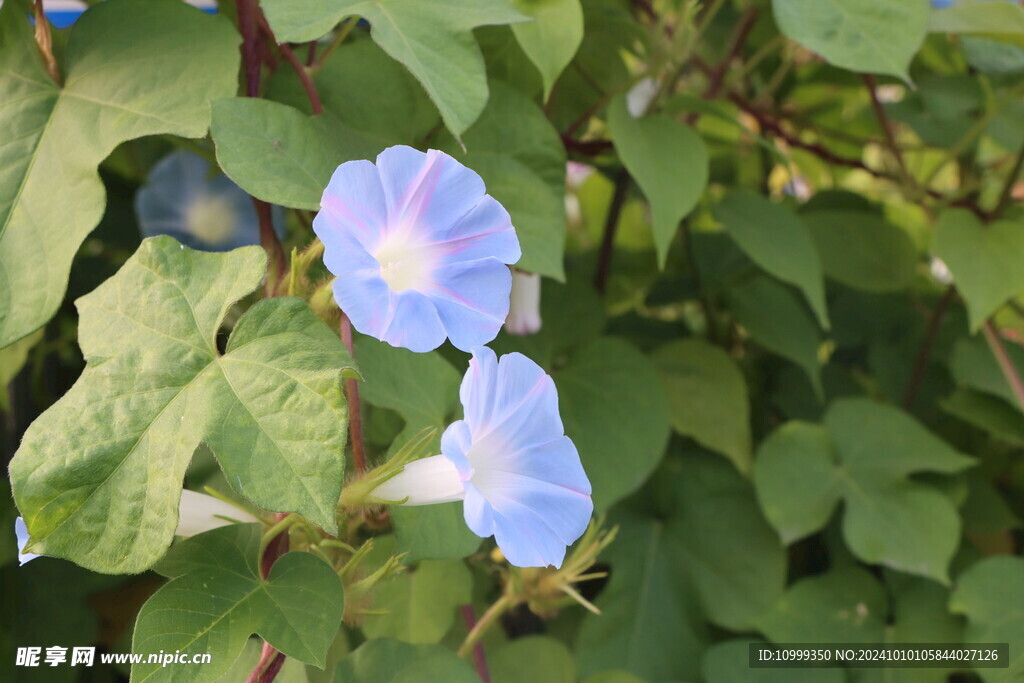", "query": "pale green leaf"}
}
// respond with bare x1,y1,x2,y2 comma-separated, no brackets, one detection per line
362,559,471,643
211,98,381,211
10,238,355,573
933,210,1024,332
261,0,529,137
439,81,567,280
929,1,1024,37
715,191,829,329
607,95,709,266
949,556,1024,681
772,0,929,80
755,399,974,583
556,338,671,511
509,0,584,100
132,525,344,682
0,0,239,347
754,422,842,544
334,638,479,682
490,636,576,683
754,566,887,643
804,210,918,292
652,339,751,473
